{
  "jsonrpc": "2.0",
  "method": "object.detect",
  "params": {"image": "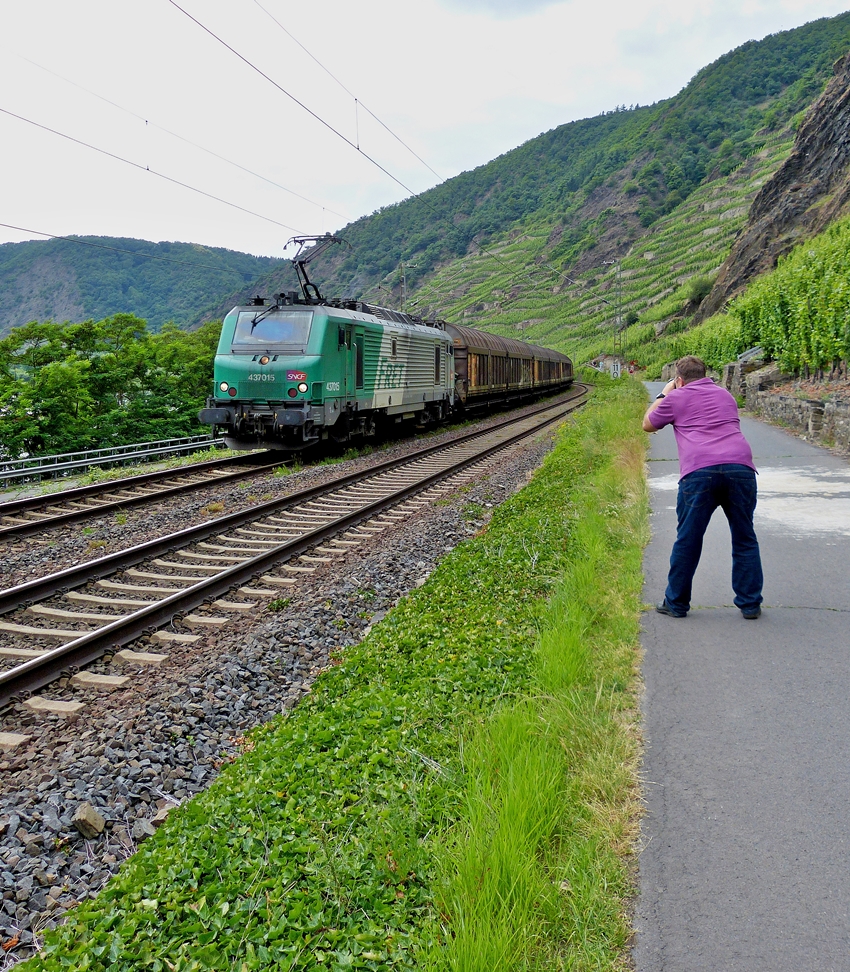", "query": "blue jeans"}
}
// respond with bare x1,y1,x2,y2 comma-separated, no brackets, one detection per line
665,464,763,616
